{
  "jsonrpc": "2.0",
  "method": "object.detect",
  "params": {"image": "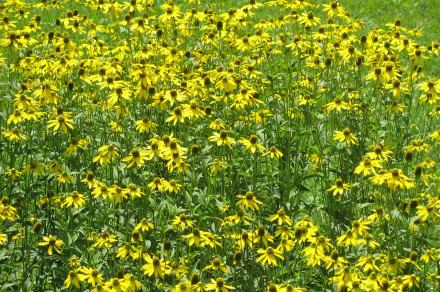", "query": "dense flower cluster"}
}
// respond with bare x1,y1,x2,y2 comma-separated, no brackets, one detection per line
0,0,439,291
